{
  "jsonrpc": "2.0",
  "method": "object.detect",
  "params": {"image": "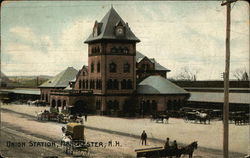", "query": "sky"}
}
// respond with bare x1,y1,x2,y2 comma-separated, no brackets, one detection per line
1,1,249,80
